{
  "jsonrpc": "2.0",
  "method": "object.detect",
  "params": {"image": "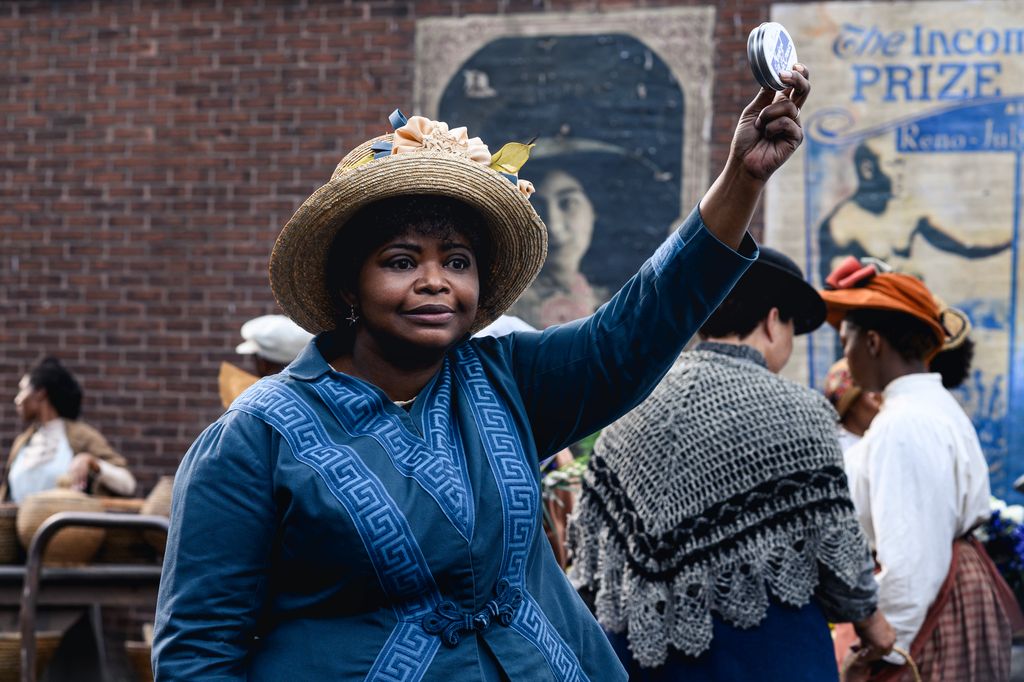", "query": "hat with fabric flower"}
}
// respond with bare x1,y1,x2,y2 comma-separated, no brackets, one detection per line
270,110,547,335
817,256,945,345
